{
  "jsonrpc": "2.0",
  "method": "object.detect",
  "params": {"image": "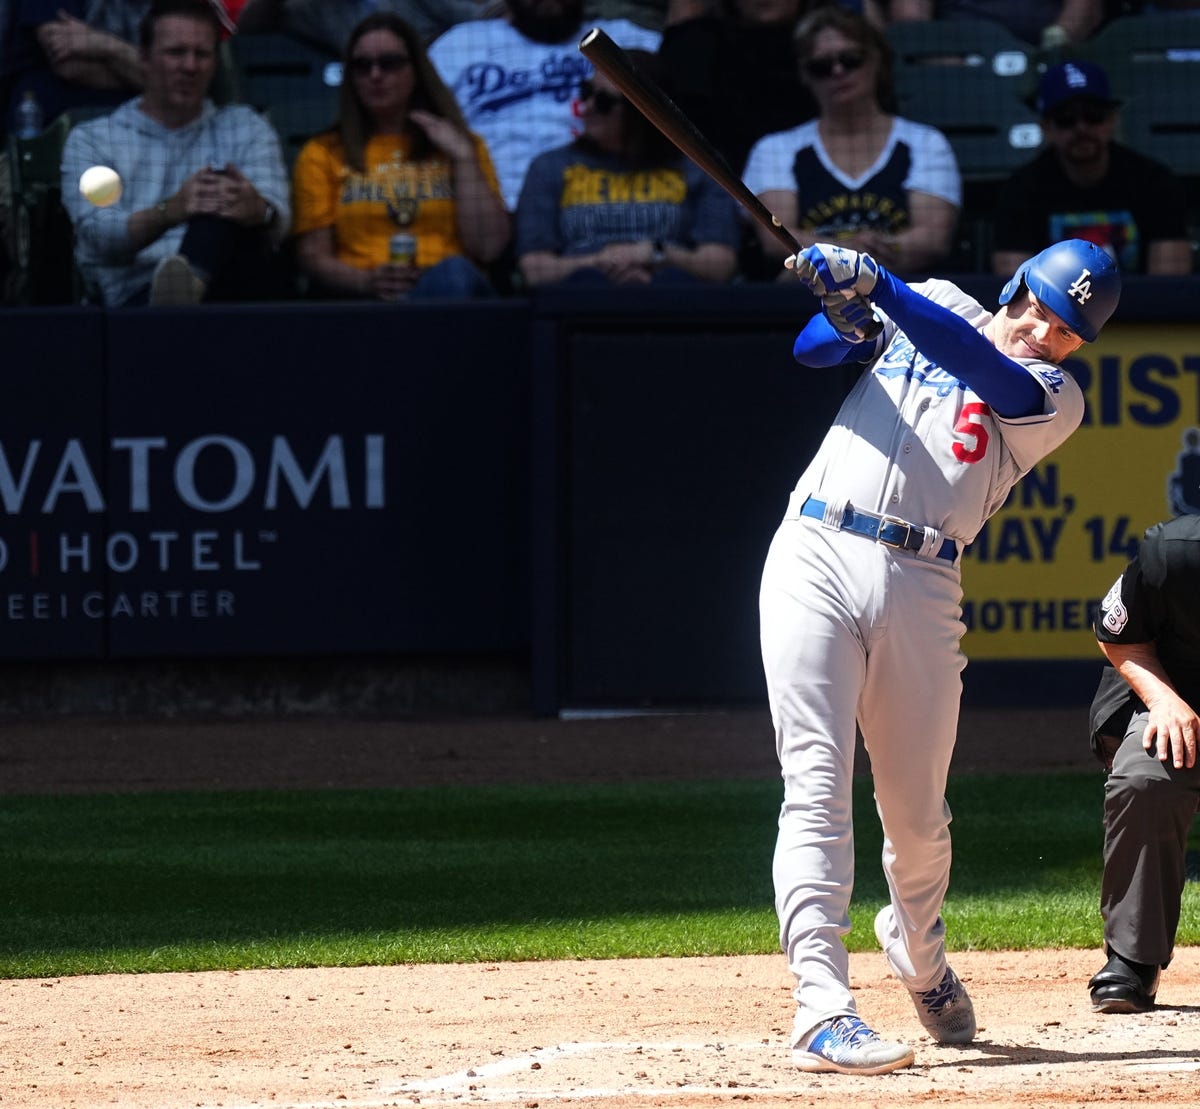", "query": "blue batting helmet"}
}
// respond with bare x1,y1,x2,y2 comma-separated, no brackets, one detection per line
997,239,1121,343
